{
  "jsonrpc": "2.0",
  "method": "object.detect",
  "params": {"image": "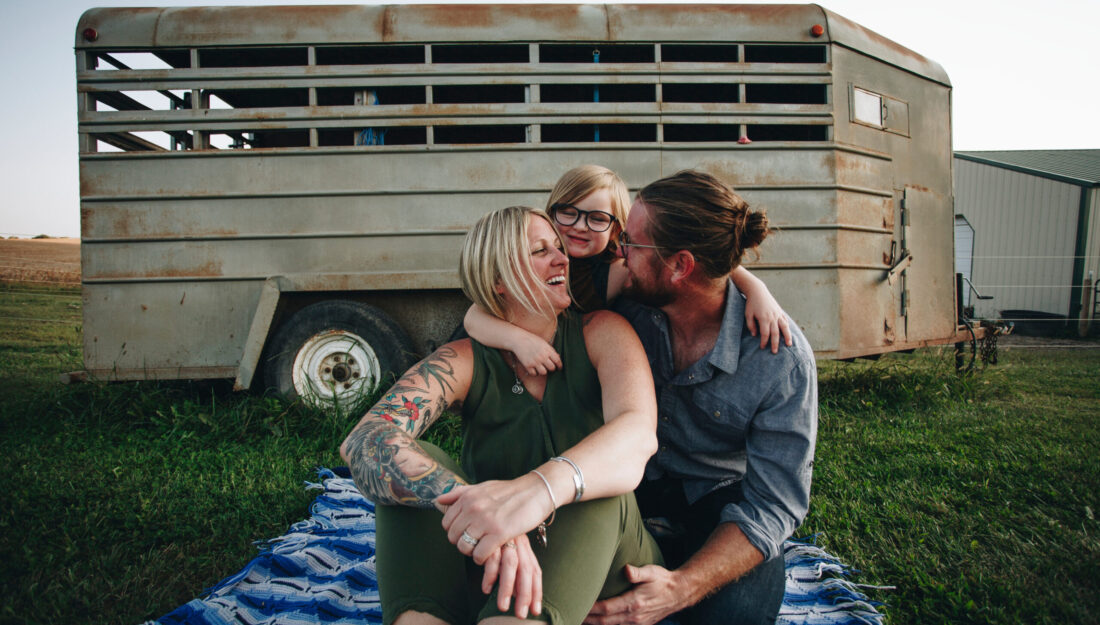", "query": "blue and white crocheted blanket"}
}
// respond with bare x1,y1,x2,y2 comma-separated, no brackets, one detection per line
153,469,888,625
